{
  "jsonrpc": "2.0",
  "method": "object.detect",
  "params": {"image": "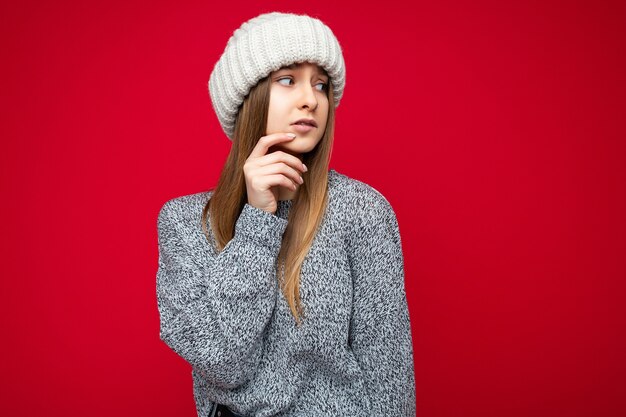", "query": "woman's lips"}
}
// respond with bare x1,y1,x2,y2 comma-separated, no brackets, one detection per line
291,124,315,133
